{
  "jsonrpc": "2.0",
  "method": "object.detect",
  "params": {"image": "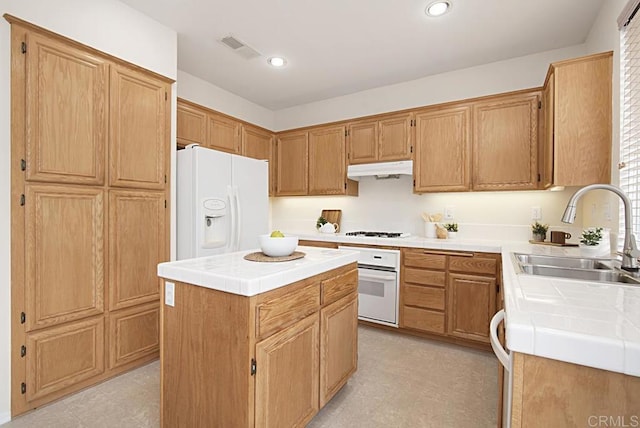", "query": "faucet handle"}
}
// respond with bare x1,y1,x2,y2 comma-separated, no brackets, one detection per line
627,234,640,258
